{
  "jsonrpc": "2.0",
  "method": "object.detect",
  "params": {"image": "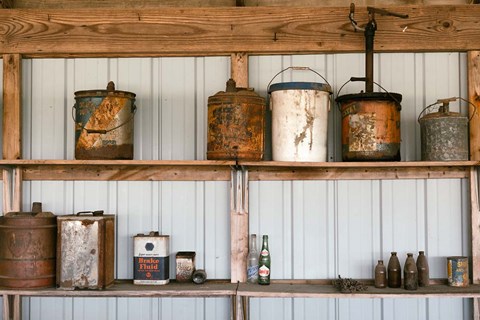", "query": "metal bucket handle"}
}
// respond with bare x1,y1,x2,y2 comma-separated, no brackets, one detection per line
76,210,104,216
267,66,333,111
72,104,137,135
336,77,402,108
417,97,477,122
